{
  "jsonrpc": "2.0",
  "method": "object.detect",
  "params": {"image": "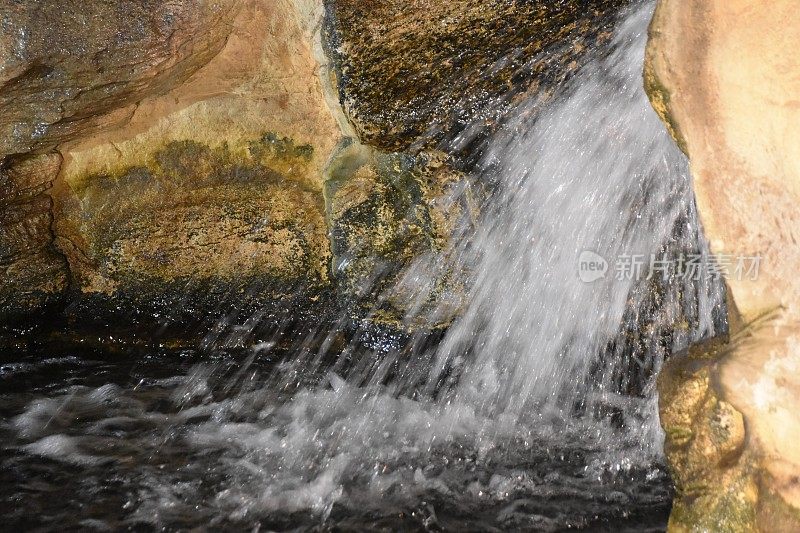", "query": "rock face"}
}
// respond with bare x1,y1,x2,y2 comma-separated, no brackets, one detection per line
325,142,477,329
58,136,333,325
51,0,345,329
0,0,626,340
0,0,240,323
323,0,628,153
646,1,800,529
0,153,68,320
317,0,630,331
0,0,239,157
